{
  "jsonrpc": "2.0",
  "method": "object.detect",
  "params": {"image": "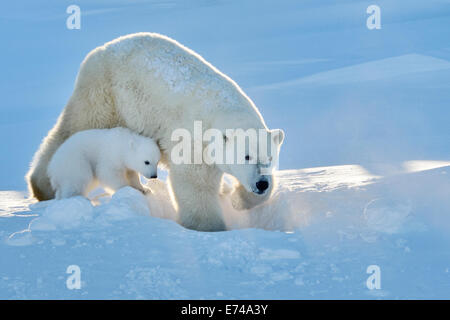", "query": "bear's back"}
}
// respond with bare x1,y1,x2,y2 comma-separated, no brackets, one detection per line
88,33,252,113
